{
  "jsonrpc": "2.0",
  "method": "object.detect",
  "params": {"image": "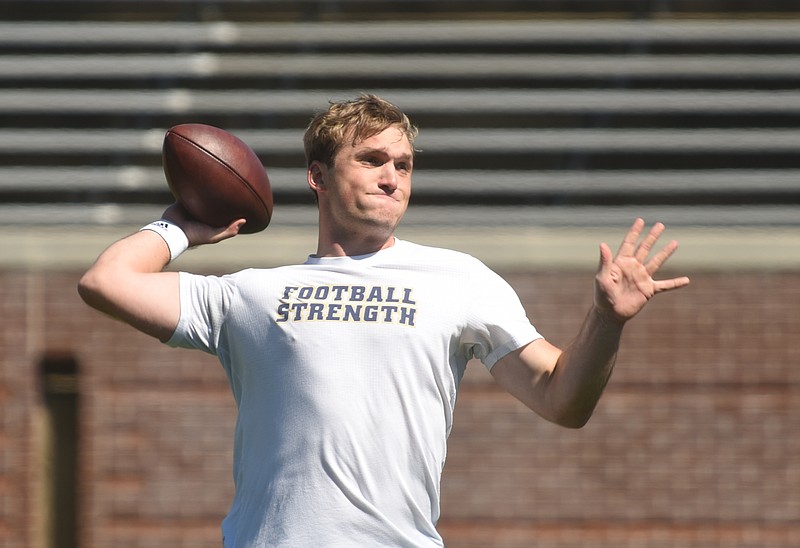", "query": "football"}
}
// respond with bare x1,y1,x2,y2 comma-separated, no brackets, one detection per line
162,123,273,234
